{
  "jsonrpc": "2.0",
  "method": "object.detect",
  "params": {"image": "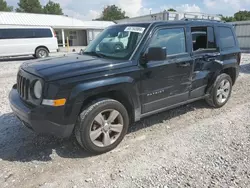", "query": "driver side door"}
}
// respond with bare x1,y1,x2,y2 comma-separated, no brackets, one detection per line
140,26,193,115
